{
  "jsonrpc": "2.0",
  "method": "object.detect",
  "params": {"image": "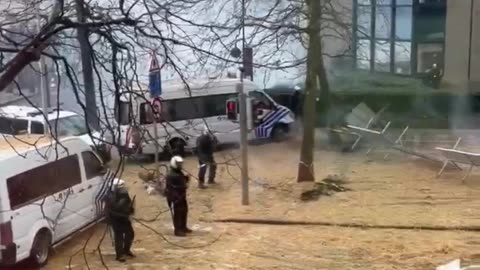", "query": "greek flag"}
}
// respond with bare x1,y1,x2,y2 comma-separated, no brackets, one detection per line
95,169,115,217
